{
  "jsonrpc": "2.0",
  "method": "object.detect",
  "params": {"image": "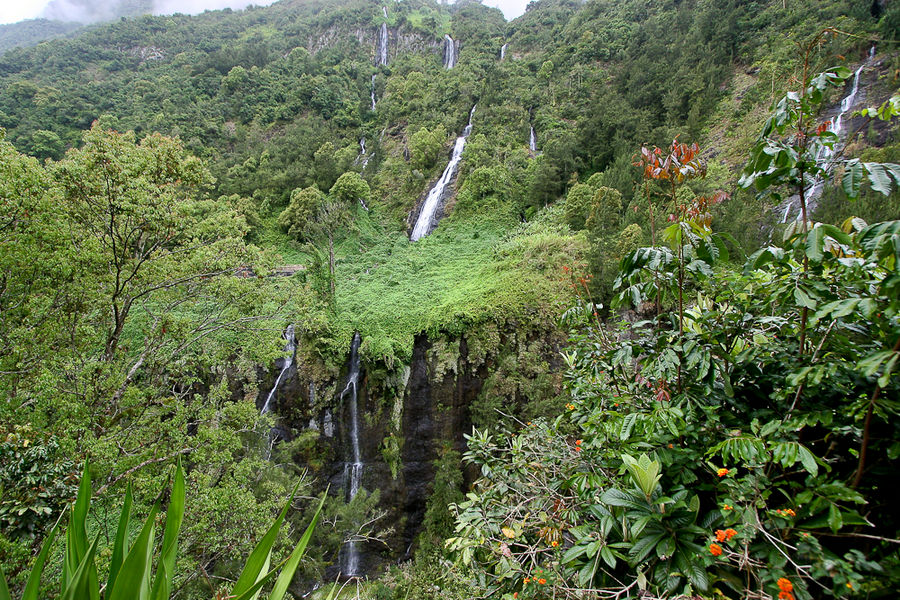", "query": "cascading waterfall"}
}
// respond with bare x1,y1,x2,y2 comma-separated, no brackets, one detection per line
339,332,363,577
261,325,296,414
370,74,377,111
500,43,507,60
410,105,476,241
529,126,537,152
781,60,868,223
443,35,457,69
382,6,388,18
376,22,388,66
358,136,371,171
